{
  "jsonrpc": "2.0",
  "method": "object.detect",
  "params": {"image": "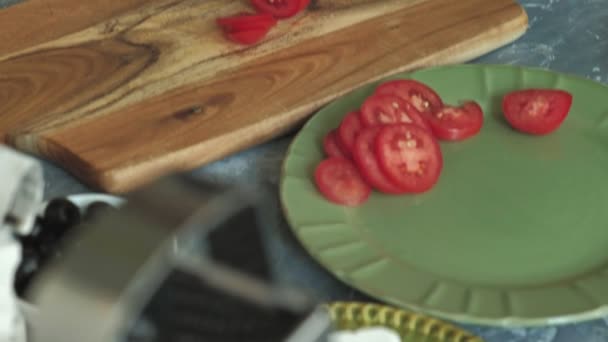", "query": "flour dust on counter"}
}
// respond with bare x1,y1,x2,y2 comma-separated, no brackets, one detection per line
495,42,556,68
480,0,608,88
465,326,557,342
589,66,606,83
522,0,561,11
